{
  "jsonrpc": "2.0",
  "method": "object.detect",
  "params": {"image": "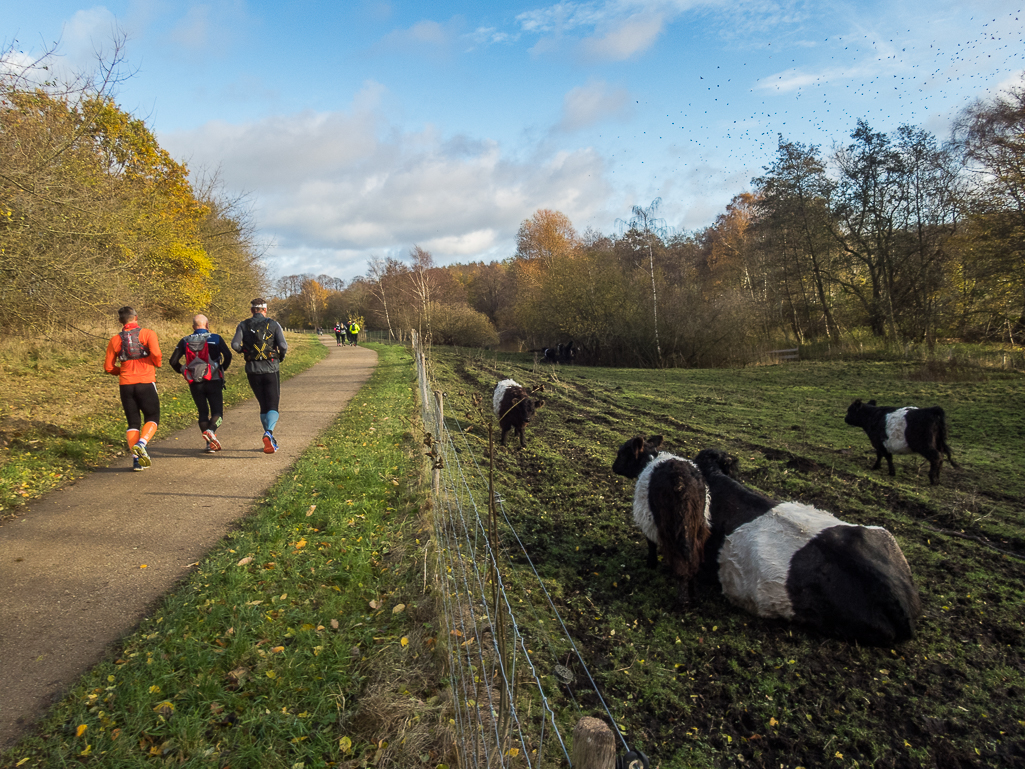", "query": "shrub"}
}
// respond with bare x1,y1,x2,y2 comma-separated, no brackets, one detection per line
428,302,500,348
